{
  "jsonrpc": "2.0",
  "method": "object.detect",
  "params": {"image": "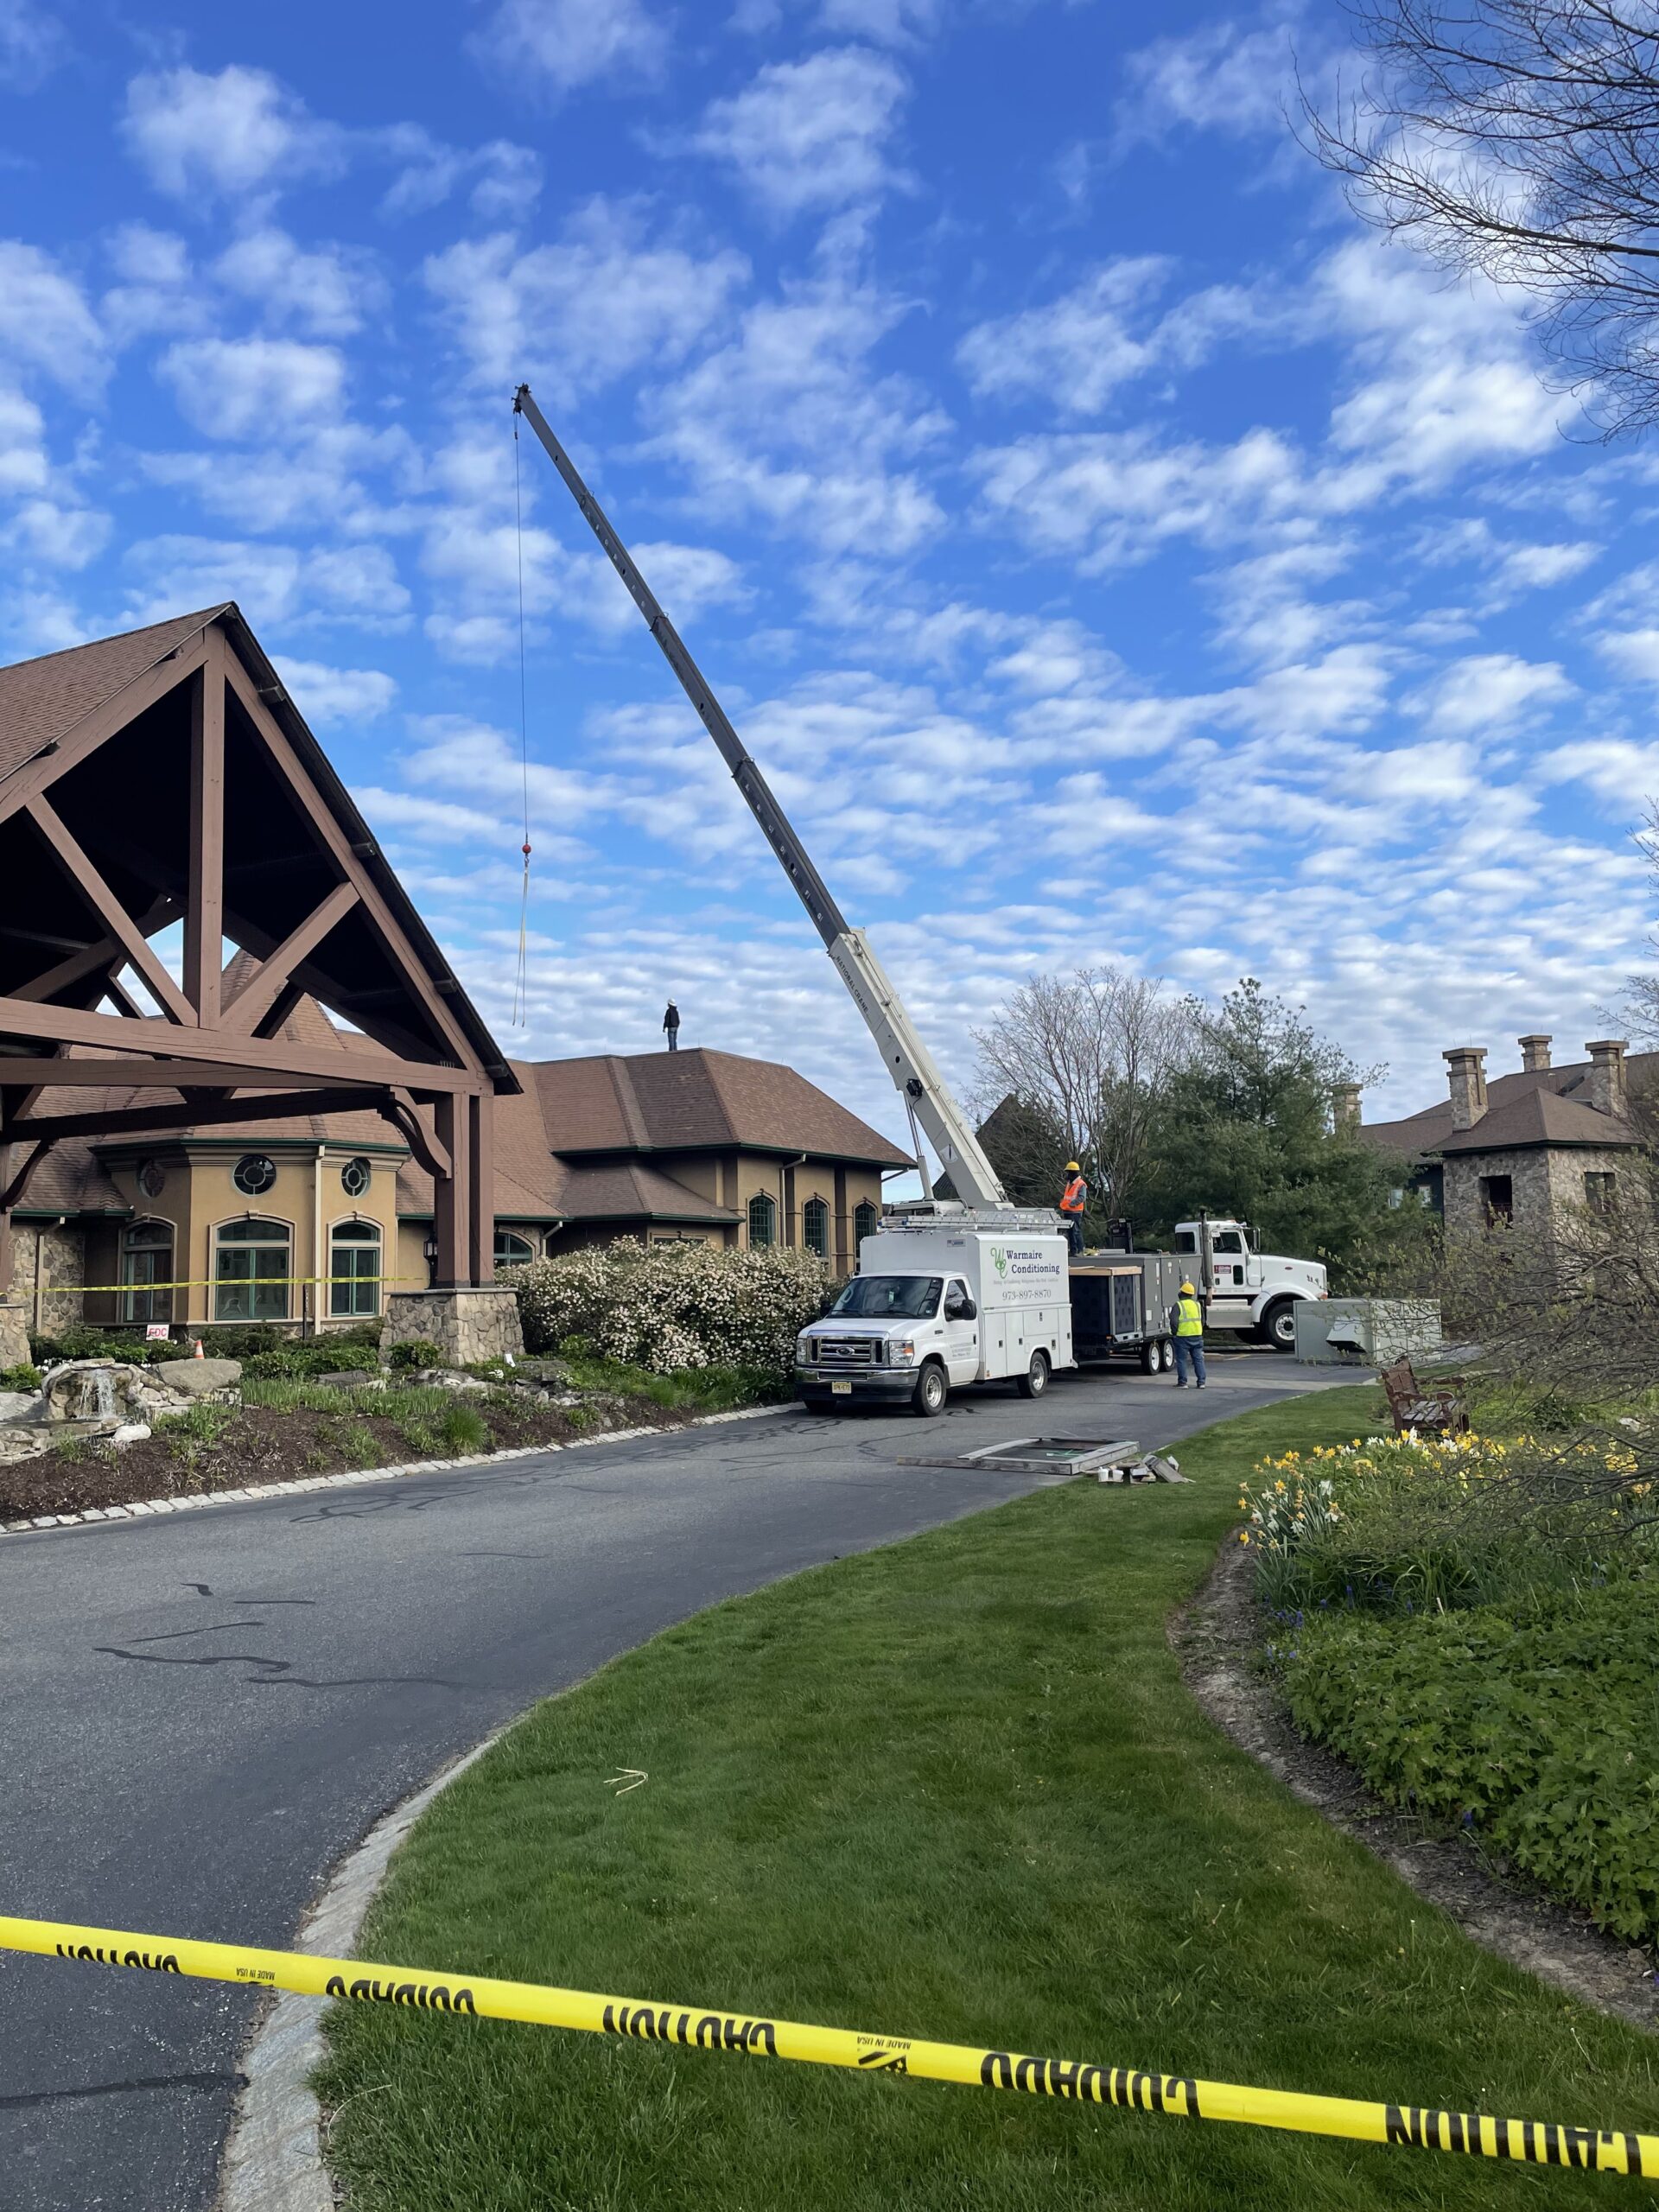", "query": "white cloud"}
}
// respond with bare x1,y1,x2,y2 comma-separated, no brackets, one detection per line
423,203,748,393
647,277,948,556
468,0,661,95
213,228,384,339
158,337,346,440
100,224,211,346
1594,629,1659,685
377,128,542,221
274,658,397,727
122,534,410,632
958,258,1287,417
1412,516,1599,605
820,0,941,39
693,47,910,217
0,242,105,388
136,422,414,537
1541,737,1659,809
1414,652,1574,736
1116,16,1296,145
0,0,66,91
0,389,49,496
122,65,344,203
